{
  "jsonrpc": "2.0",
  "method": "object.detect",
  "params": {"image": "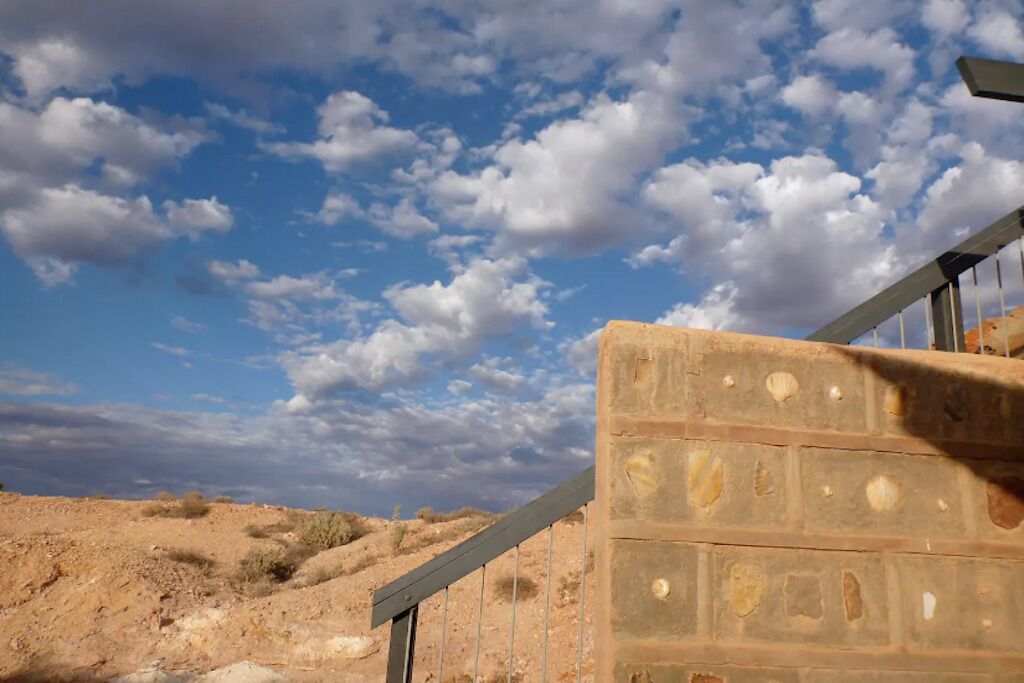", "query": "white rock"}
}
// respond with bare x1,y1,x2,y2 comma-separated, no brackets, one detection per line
198,662,285,683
